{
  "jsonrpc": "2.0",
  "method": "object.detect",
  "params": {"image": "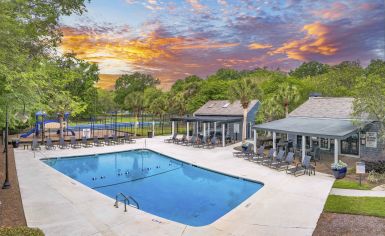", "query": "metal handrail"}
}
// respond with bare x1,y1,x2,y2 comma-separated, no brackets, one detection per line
114,193,139,212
